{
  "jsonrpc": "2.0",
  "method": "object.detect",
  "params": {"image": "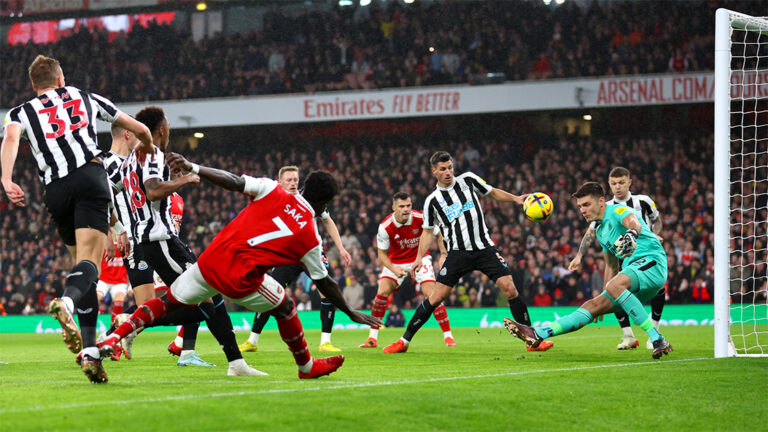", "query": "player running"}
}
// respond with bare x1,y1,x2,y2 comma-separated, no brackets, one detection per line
99,154,381,378
569,167,665,350
359,191,455,348
505,182,673,359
